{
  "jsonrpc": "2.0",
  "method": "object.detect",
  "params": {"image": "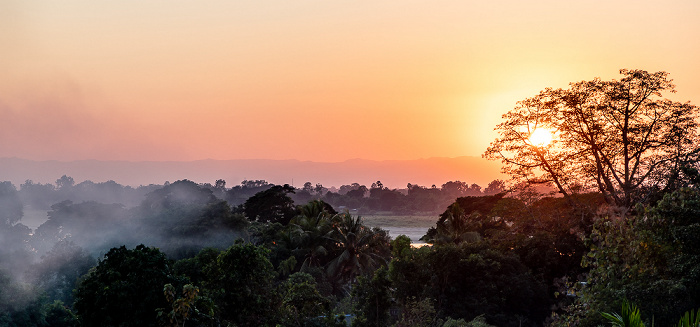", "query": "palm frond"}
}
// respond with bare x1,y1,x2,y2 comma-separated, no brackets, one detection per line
677,309,700,327
601,300,646,327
